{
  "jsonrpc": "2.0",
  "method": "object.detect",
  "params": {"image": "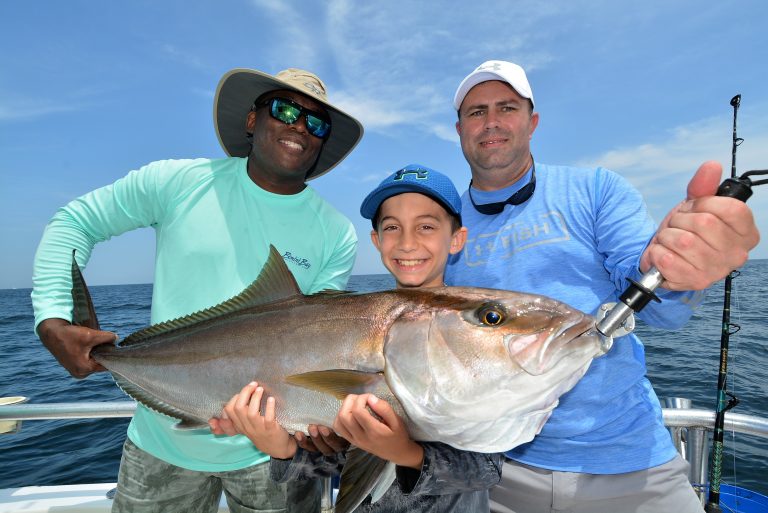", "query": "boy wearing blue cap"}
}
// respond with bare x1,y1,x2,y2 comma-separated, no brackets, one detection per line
217,165,503,512
360,164,468,288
